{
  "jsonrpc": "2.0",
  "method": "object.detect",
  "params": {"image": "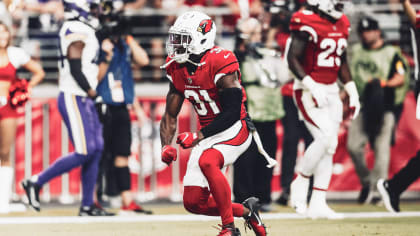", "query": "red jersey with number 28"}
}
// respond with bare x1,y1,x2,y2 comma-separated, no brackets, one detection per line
290,10,350,84
165,46,248,127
